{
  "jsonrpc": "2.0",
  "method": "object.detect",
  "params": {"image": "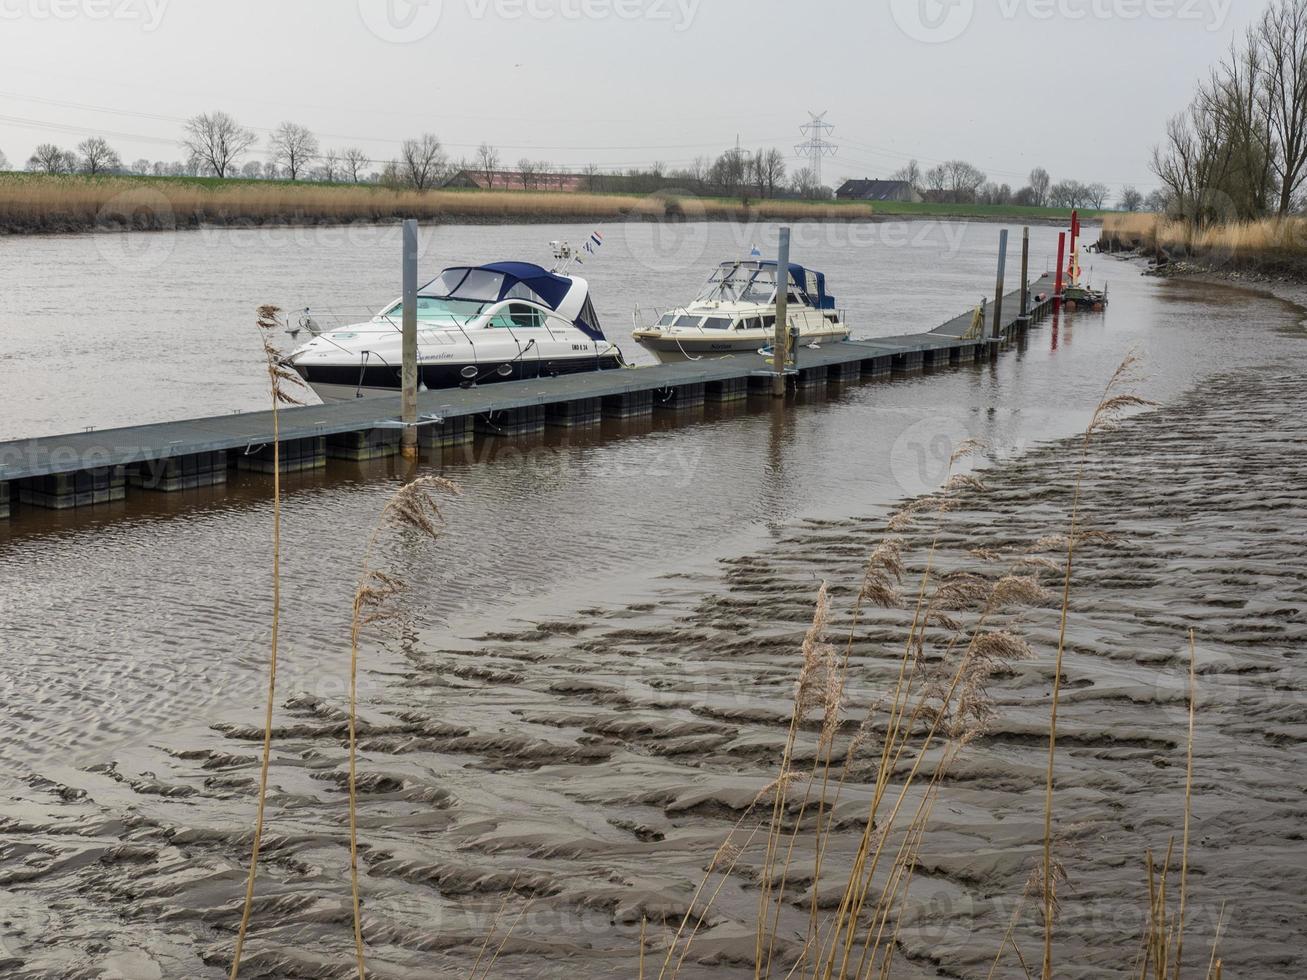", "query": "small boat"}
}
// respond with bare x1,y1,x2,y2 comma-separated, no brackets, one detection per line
286,257,623,402
631,257,851,363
